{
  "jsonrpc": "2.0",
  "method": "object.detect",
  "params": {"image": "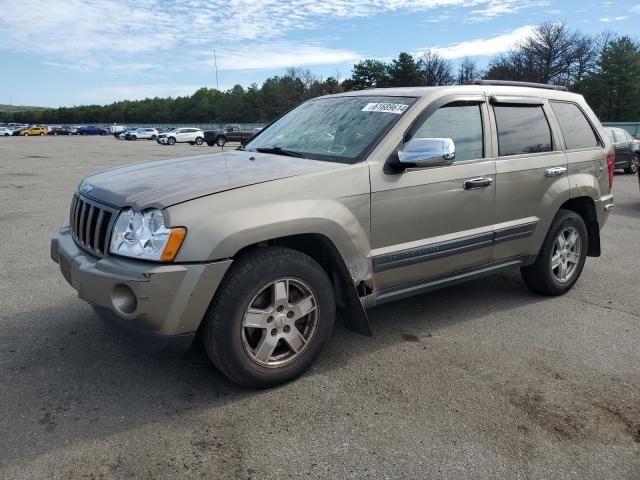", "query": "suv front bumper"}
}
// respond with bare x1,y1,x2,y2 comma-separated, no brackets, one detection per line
51,220,232,353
